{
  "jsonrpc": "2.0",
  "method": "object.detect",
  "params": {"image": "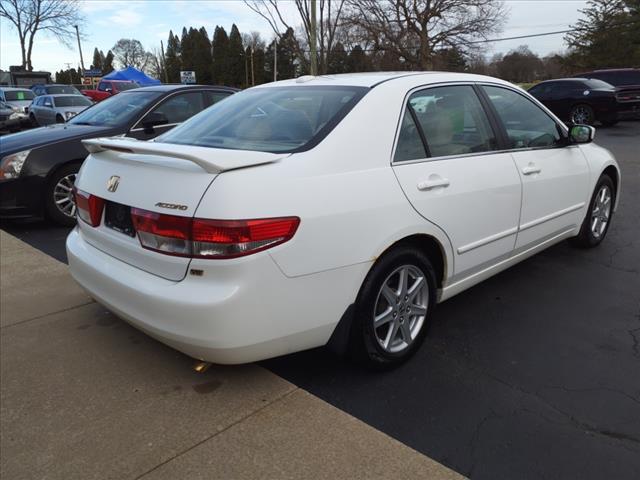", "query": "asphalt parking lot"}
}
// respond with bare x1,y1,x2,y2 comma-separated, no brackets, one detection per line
2,121,639,479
